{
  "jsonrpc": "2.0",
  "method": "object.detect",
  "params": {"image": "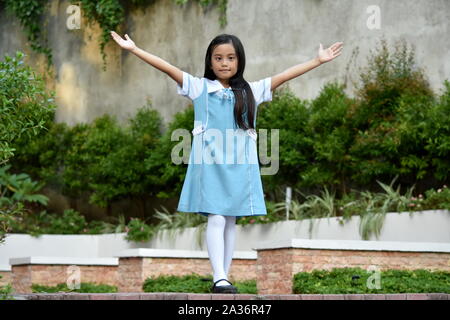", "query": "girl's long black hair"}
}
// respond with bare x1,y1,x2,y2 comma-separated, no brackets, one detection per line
204,34,256,130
